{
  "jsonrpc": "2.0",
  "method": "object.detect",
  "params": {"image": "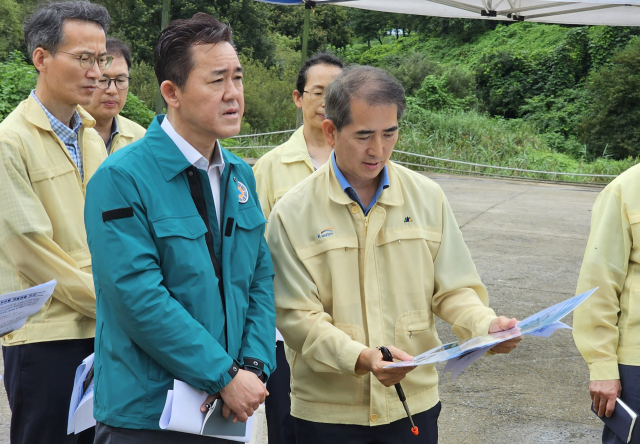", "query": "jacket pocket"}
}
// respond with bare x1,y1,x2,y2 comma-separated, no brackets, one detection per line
289,324,365,406
394,310,440,396
151,215,207,239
